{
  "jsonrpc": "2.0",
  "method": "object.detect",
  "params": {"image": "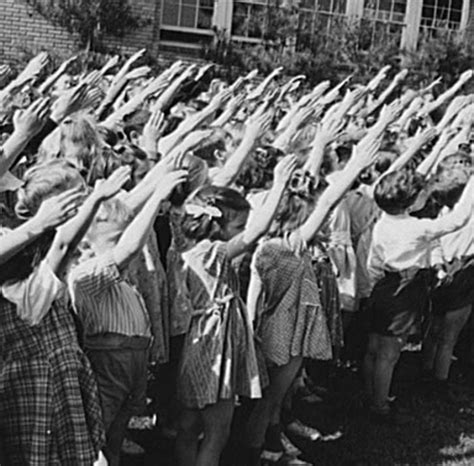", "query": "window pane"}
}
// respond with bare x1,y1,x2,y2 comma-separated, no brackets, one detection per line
198,6,213,28
181,5,197,27
162,0,179,25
